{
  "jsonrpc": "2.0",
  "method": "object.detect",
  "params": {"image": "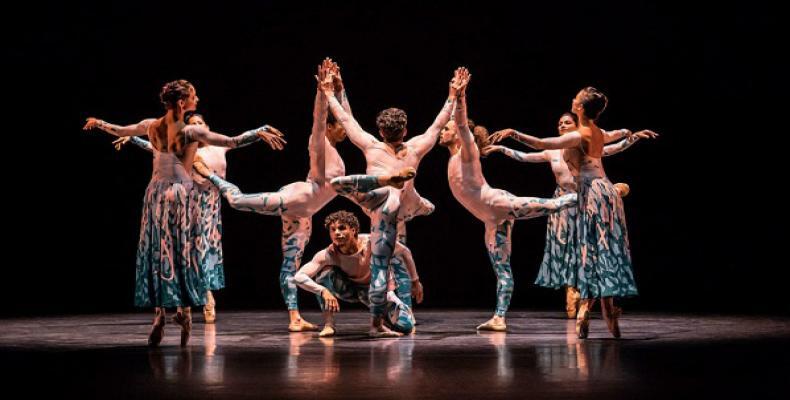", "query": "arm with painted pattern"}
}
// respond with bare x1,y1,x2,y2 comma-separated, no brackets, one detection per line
83,117,155,137
183,124,285,150
482,145,548,163
603,136,640,156
112,136,155,153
